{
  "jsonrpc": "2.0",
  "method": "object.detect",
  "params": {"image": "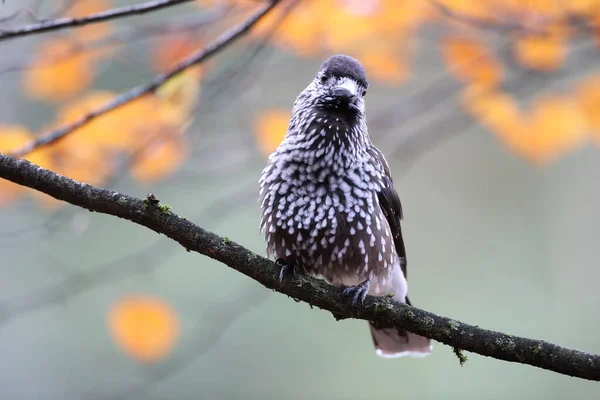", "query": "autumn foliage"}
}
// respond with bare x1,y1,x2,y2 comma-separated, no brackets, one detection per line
109,295,179,363
249,0,600,161
3,0,600,365
3,0,600,206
